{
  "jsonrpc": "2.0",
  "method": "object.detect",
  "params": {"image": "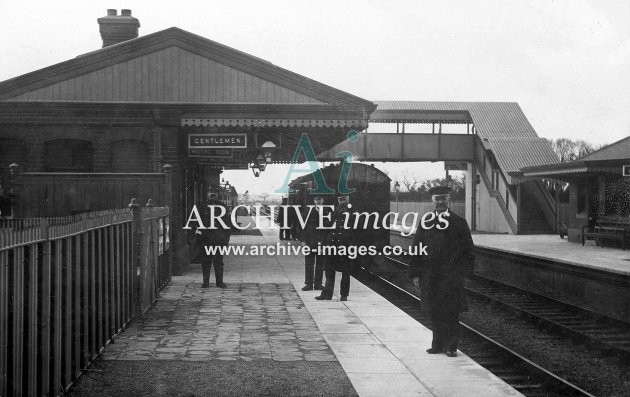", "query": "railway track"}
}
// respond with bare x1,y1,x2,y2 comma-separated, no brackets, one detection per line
465,274,630,361
387,250,630,362
355,264,595,397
